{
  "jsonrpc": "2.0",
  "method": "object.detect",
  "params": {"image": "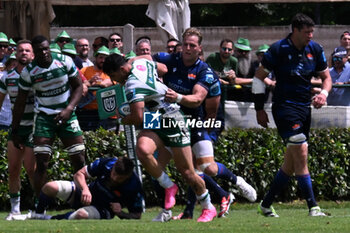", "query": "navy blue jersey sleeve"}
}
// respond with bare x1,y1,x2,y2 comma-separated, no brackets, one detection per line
261,40,281,72
196,62,218,93
153,52,172,65
87,157,117,178
312,42,328,73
